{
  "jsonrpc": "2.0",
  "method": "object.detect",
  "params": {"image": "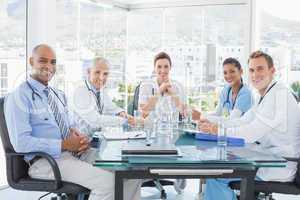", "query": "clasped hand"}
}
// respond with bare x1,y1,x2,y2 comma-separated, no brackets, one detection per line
62,128,90,155
159,80,174,95
198,118,218,135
